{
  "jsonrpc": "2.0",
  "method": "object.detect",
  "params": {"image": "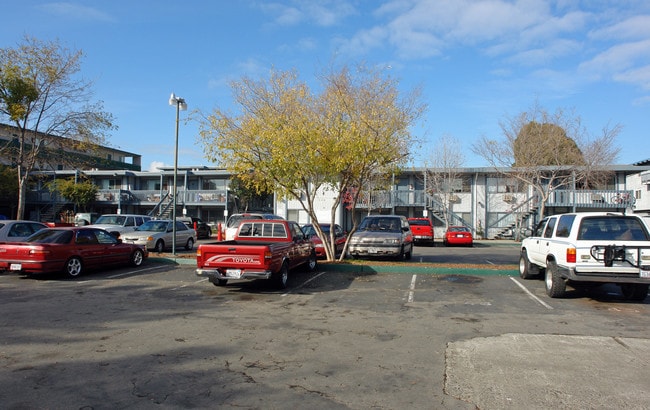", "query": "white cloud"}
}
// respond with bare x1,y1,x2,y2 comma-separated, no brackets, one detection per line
259,0,356,27
149,161,166,172
37,2,114,22
590,15,650,40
